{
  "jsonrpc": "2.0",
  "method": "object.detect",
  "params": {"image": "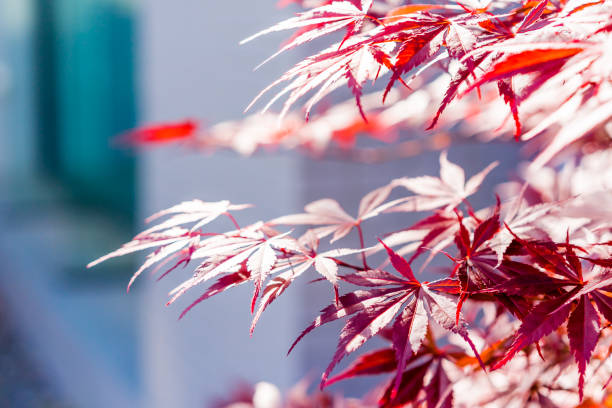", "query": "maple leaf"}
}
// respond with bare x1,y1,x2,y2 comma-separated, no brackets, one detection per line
464,44,585,91
288,240,483,392
247,40,391,121
139,200,252,236
270,183,406,243
90,1,612,401
324,347,397,386
285,243,370,302
117,120,198,145
250,270,295,334
179,266,251,320
382,18,449,101
567,295,600,400
492,229,612,399
487,192,557,265
368,210,461,273
242,0,374,65
88,200,253,292
246,231,296,312
516,0,550,33
88,227,201,292
172,226,301,307
388,151,498,212
327,333,463,407
449,202,504,323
